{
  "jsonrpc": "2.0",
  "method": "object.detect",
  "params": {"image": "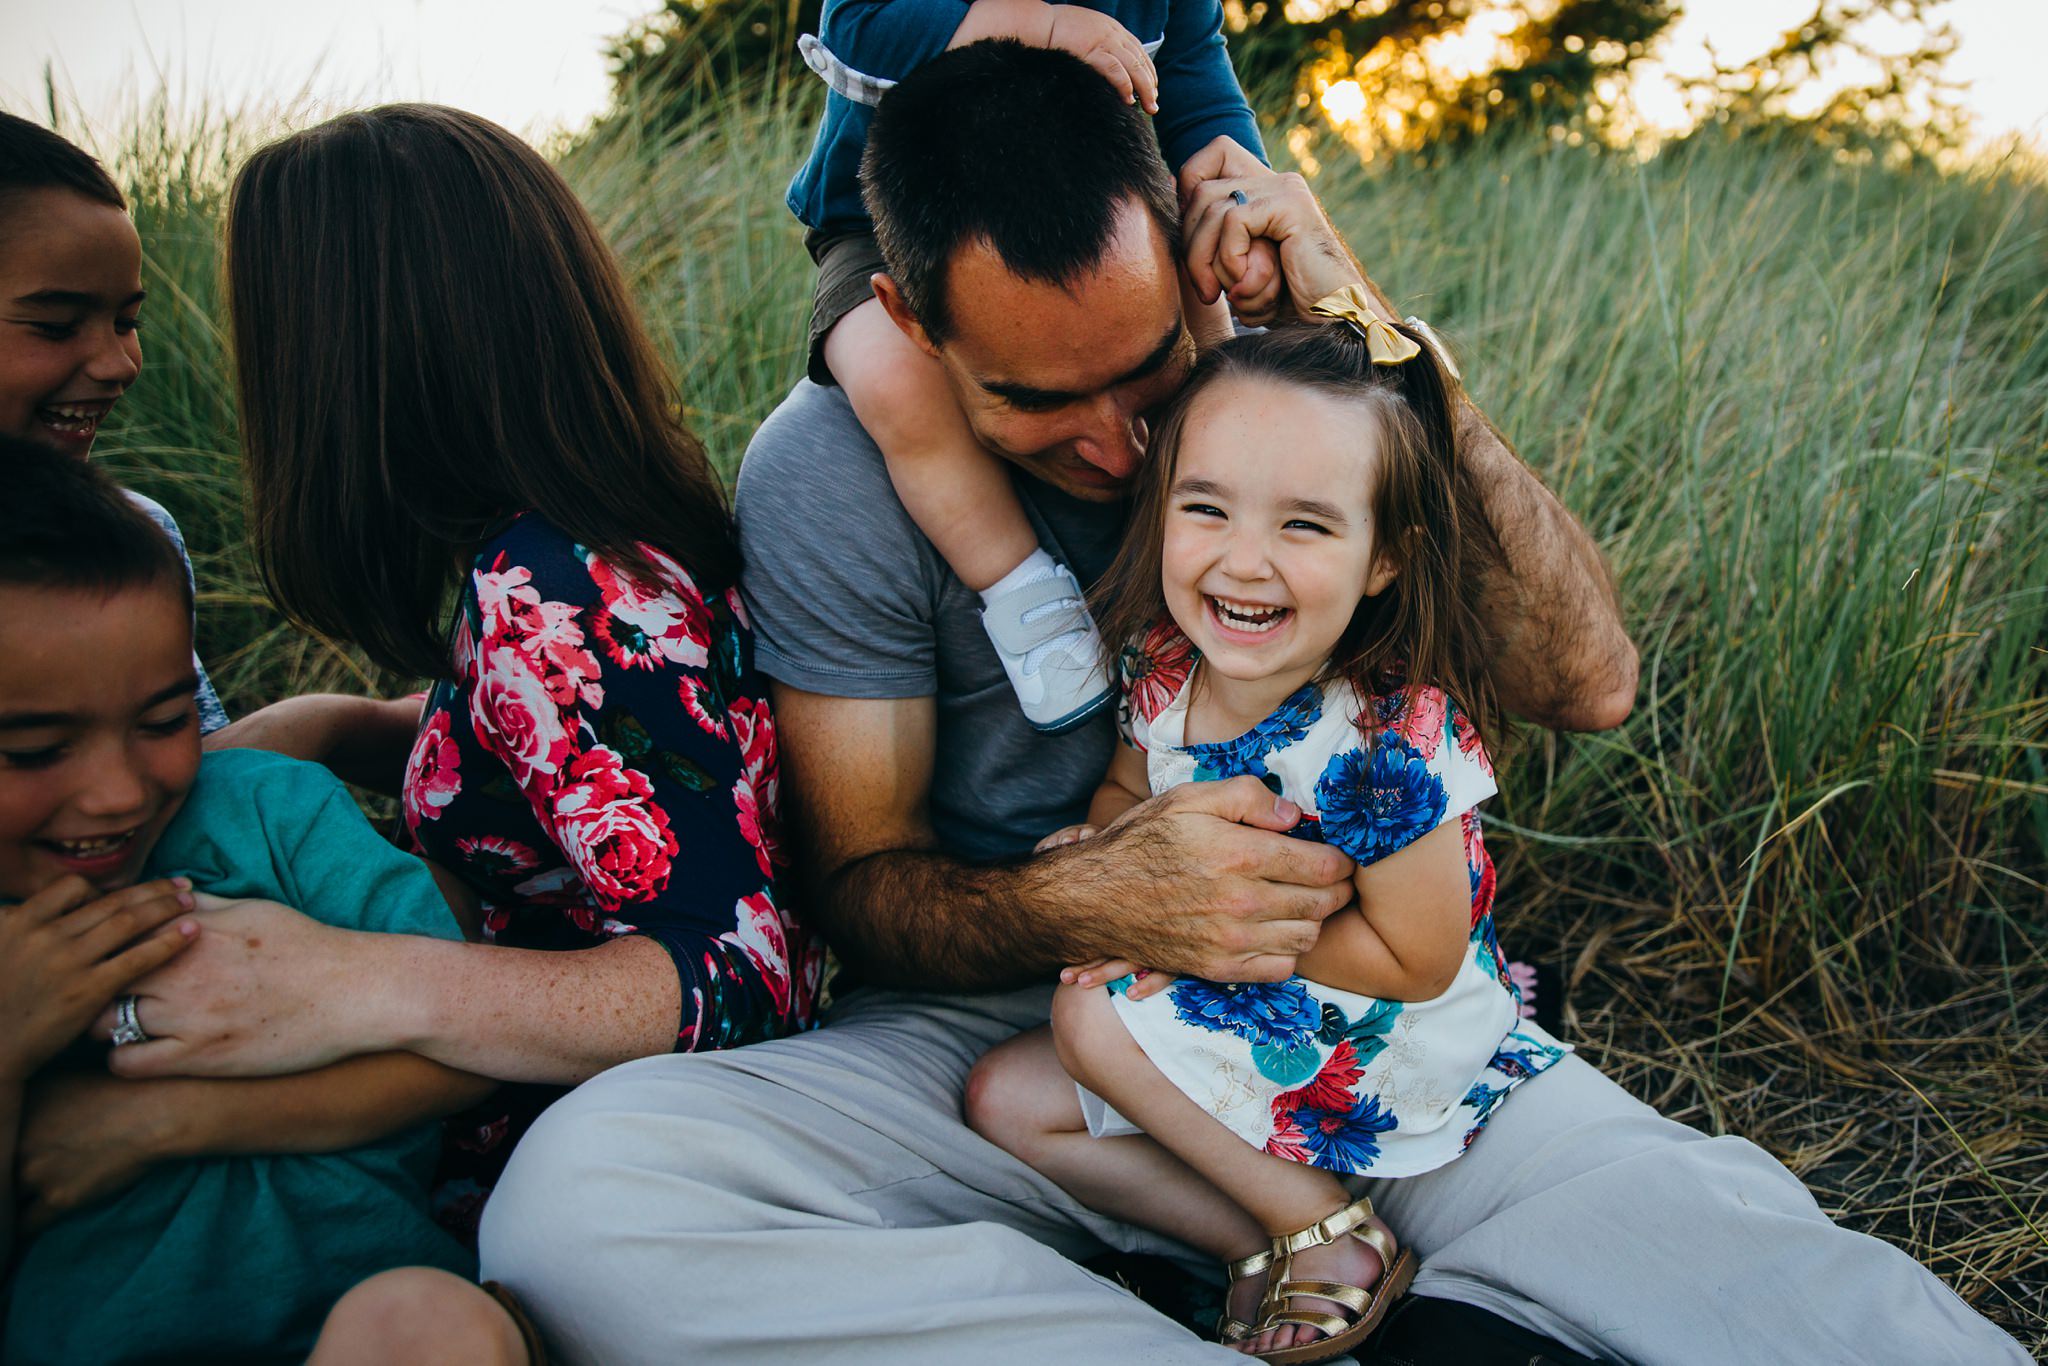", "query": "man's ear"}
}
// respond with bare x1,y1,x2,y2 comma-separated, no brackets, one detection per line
870,274,940,359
